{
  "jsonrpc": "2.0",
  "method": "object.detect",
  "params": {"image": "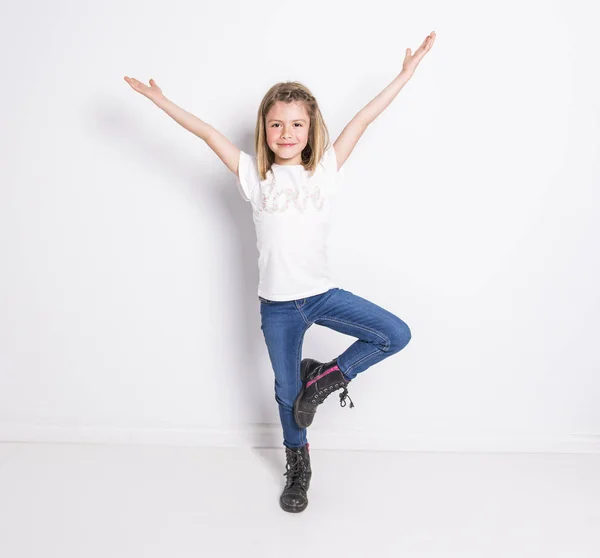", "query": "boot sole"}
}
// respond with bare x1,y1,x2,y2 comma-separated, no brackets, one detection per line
280,497,308,513
293,359,314,428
